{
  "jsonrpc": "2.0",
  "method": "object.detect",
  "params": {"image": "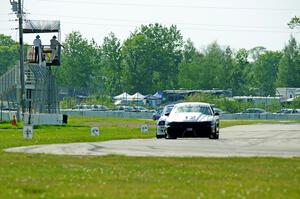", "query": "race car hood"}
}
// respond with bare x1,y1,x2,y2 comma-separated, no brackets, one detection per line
166,112,212,123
